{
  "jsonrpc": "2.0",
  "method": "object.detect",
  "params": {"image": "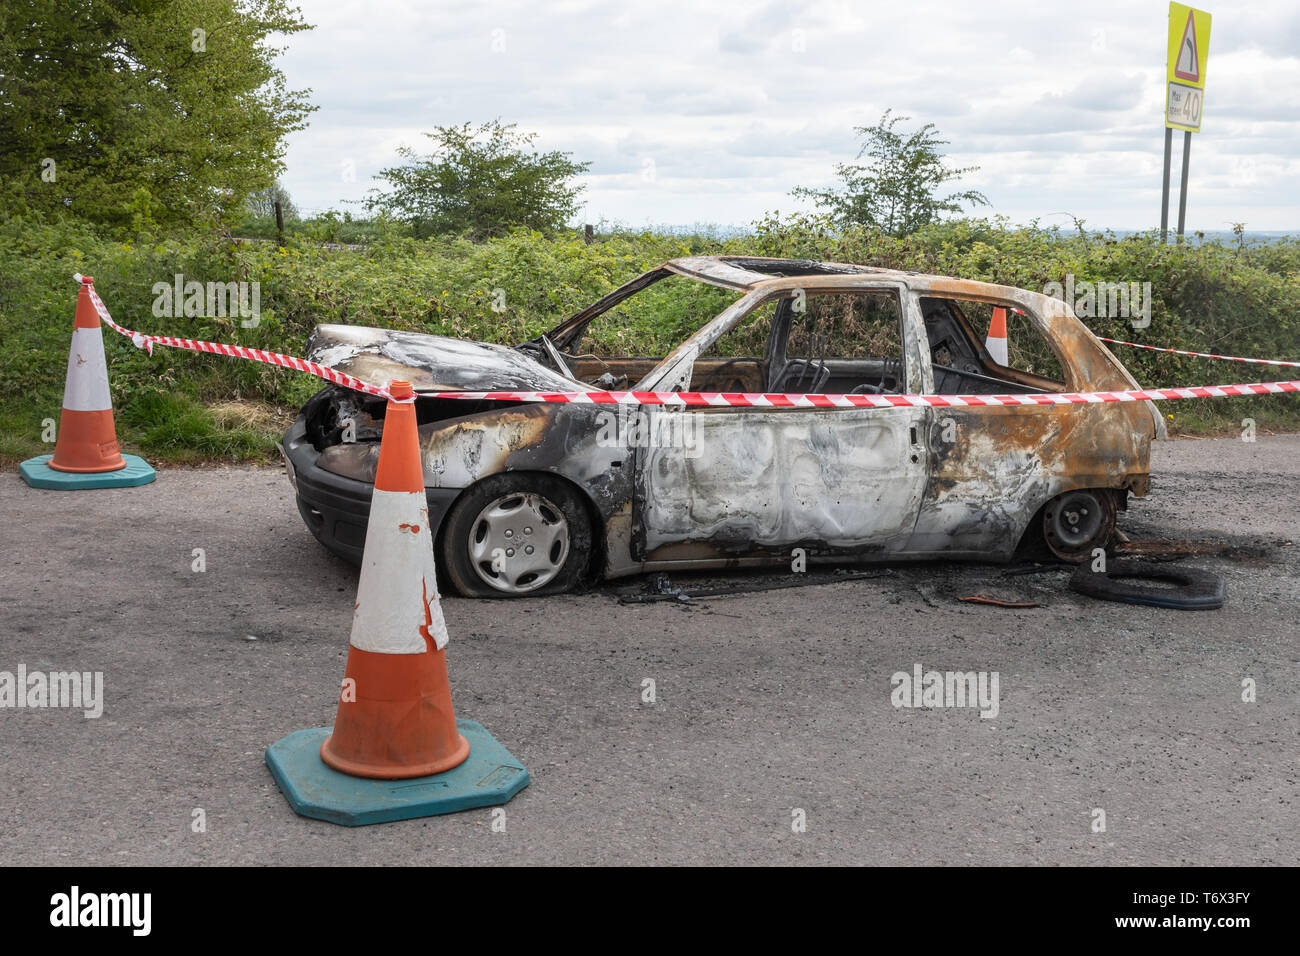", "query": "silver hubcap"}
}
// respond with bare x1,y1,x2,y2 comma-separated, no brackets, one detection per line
468,492,569,594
